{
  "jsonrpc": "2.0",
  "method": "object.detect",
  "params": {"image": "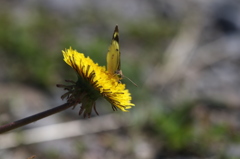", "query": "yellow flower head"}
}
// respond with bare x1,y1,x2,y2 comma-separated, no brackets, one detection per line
57,48,134,118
